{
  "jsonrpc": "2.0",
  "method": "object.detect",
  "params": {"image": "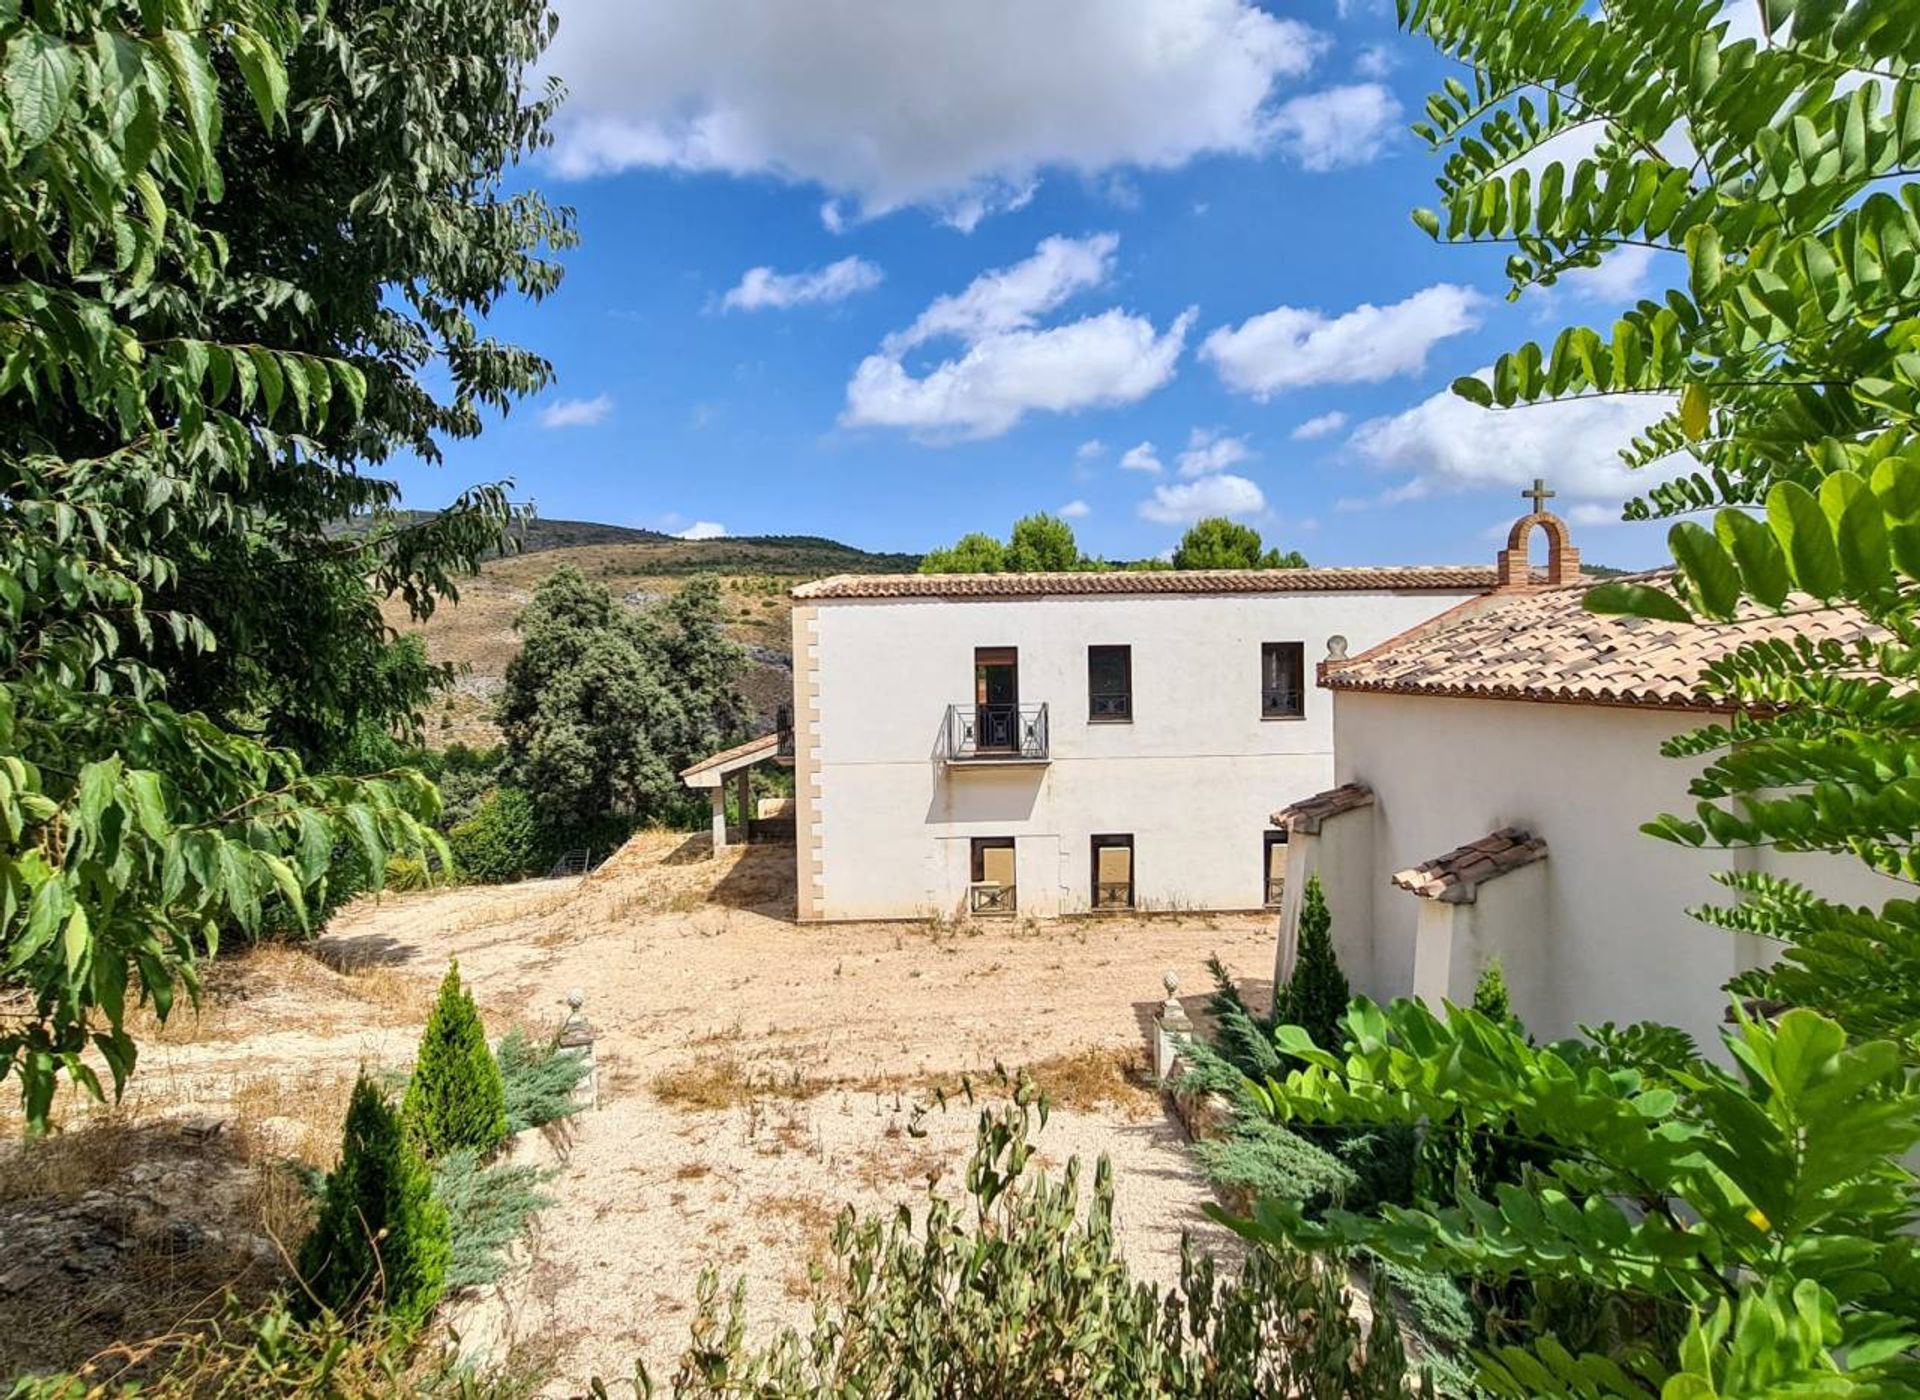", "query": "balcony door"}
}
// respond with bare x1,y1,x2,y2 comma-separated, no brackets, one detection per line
974,647,1019,753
